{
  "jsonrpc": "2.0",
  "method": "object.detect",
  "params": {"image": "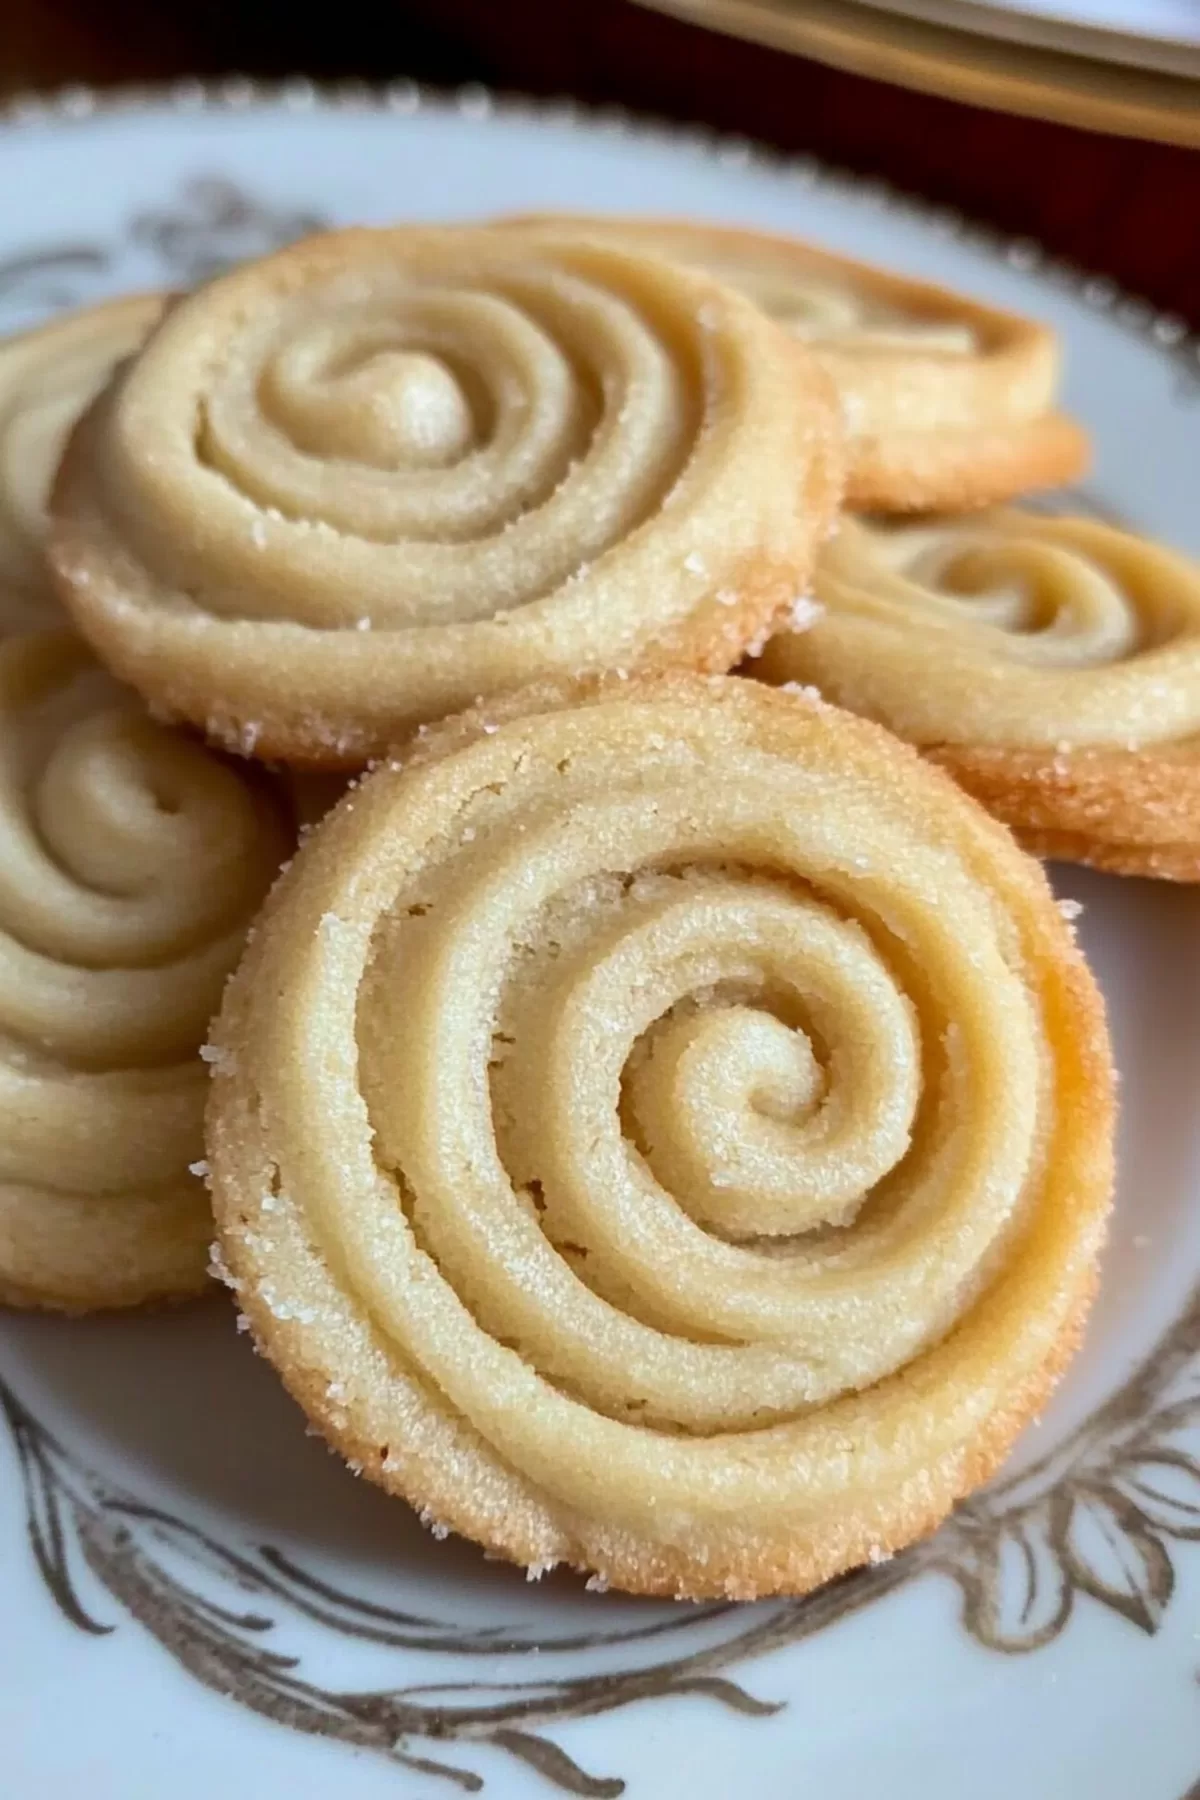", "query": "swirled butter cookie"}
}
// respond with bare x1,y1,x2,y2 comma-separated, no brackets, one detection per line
48,227,843,766
0,295,164,633
0,631,290,1311
756,510,1200,880
504,215,1088,512
208,673,1113,1599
